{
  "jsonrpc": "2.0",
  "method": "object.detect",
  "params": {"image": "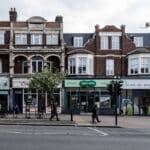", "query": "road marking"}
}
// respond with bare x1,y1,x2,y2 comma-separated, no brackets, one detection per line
88,127,109,136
